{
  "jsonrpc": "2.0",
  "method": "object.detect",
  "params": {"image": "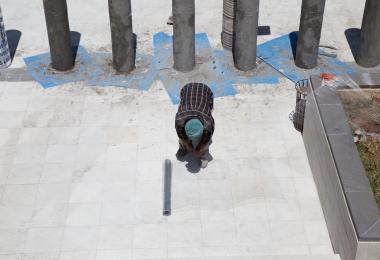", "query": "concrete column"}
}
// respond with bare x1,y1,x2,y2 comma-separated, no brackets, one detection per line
108,0,136,73
43,0,73,71
295,0,326,69
233,0,260,71
357,0,380,68
173,0,195,72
